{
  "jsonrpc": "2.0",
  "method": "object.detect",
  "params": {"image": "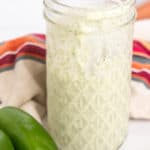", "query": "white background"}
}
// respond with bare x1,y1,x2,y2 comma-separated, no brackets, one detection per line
0,0,148,40
0,0,150,150
0,0,45,40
